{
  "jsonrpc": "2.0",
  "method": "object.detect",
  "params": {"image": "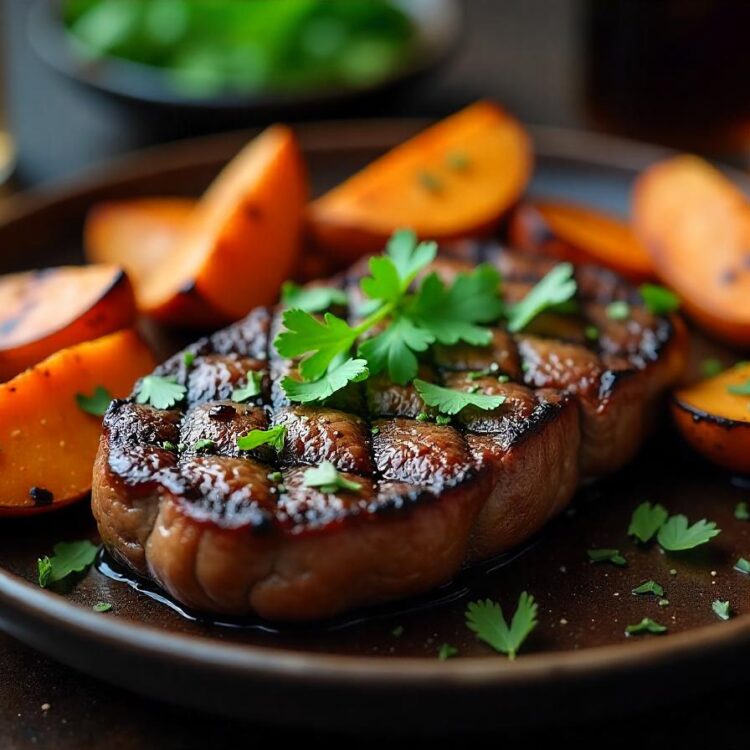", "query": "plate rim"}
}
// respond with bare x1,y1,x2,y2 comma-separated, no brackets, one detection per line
1,118,748,693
